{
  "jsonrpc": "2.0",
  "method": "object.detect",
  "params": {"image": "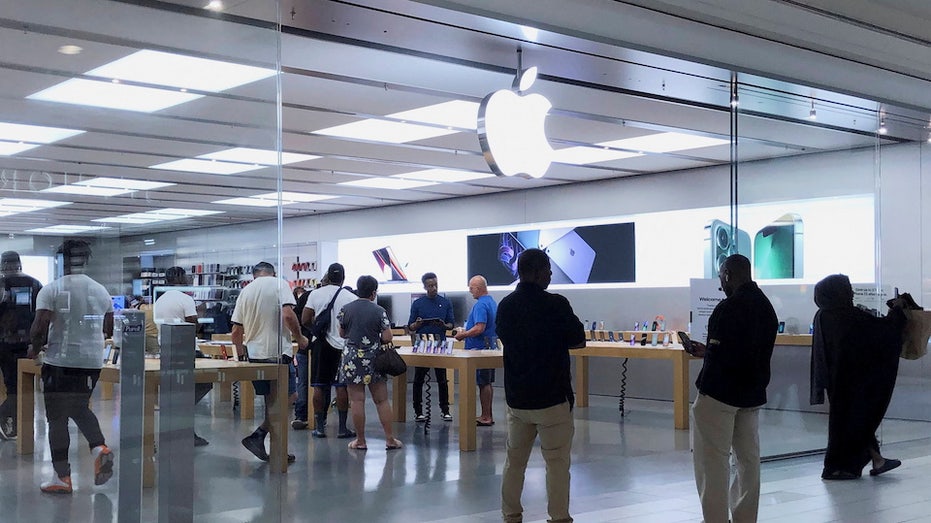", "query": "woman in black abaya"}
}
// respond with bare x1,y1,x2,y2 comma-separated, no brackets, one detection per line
810,274,906,480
